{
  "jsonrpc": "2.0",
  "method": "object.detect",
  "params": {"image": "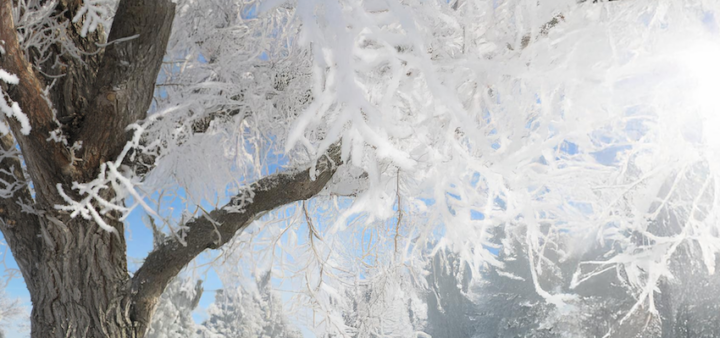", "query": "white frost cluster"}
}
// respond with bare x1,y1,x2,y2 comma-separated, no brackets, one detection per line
55,114,173,238
72,0,116,37
0,70,18,85
217,0,720,335
13,0,118,69
38,0,720,335
0,69,31,135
